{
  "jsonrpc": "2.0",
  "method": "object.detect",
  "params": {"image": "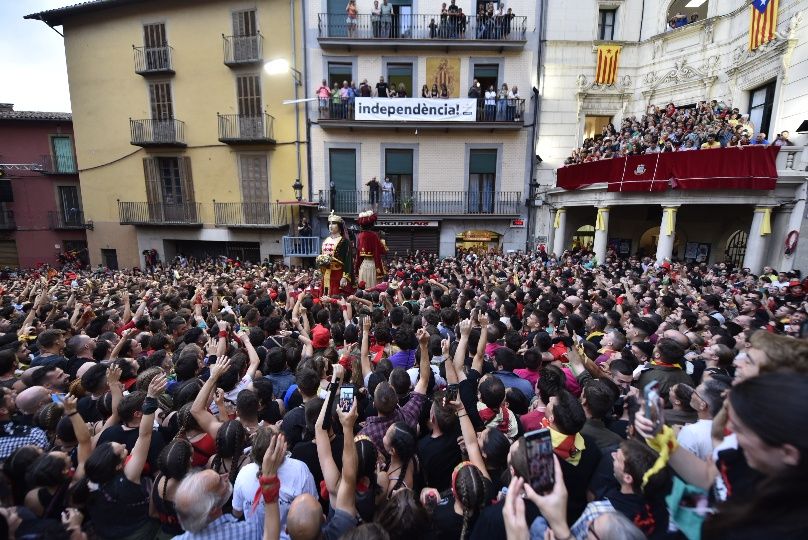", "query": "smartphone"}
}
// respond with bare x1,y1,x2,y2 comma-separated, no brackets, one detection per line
643,381,662,435
339,385,354,413
51,393,65,404
444,384,458,406
524,428,554,495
